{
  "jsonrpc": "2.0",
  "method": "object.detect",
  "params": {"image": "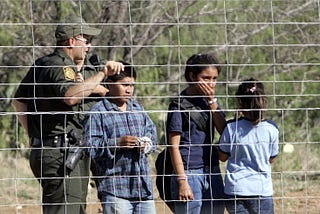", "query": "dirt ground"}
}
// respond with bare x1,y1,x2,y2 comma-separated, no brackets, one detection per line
1,156,320,213
1,194,320,214
0,200,173,214
1,175,320,213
